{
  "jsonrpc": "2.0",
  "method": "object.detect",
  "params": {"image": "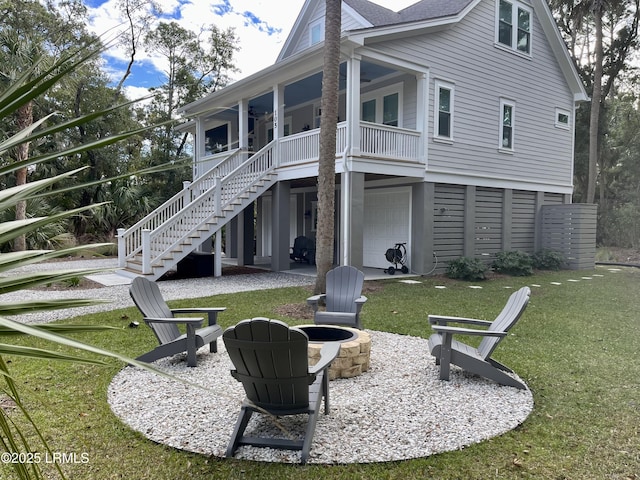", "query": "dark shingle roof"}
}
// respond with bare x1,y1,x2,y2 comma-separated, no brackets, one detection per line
398,0,475,22
343,0,401,26
343,0,475,28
